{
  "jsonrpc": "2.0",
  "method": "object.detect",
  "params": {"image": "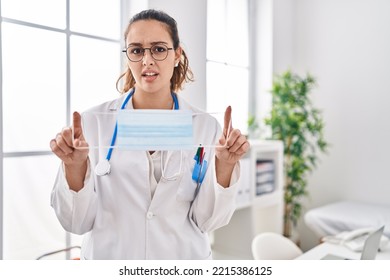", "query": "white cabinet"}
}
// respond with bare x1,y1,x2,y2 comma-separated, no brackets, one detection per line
212,140,284,259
